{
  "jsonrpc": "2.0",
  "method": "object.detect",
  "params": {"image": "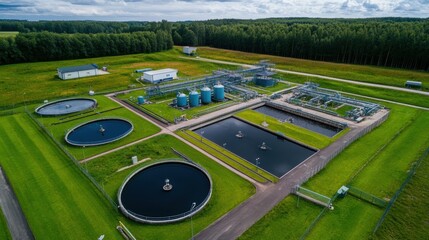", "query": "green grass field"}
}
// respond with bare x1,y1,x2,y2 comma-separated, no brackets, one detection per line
32,95,160,160
84,134,255,239
0,31,18,38
1,46,428,239
374,154,429,240
0,114,121,239
0,48,235,108
241,103,429,239
197,47,429,89
0,207,11,240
